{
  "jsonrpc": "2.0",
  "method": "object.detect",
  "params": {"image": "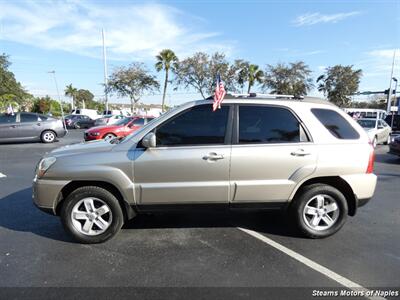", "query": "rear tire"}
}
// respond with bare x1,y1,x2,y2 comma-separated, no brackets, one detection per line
40,130,56,143
291,184,348,239
60,186,124,243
